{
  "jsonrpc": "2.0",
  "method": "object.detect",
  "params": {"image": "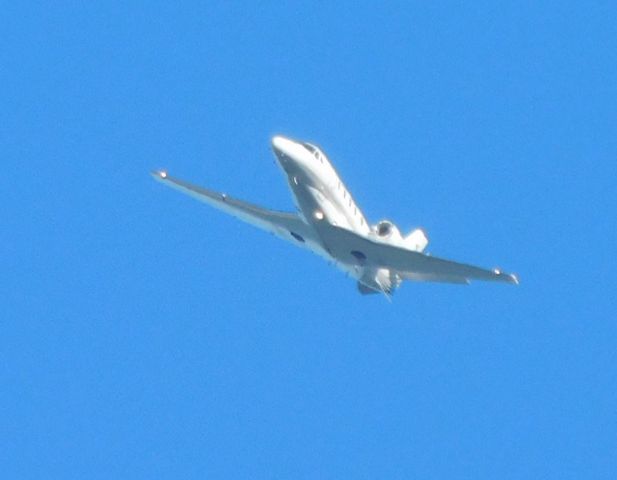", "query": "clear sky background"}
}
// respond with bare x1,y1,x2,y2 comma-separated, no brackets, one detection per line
2,2,616,478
